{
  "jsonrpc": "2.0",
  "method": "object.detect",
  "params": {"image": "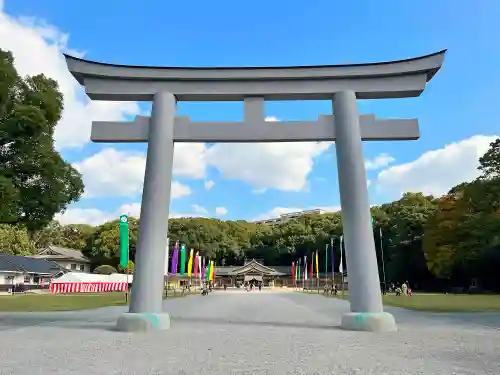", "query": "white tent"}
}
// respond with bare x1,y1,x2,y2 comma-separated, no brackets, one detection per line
52,272,108,283
49,272,129,294
108,273,134,283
